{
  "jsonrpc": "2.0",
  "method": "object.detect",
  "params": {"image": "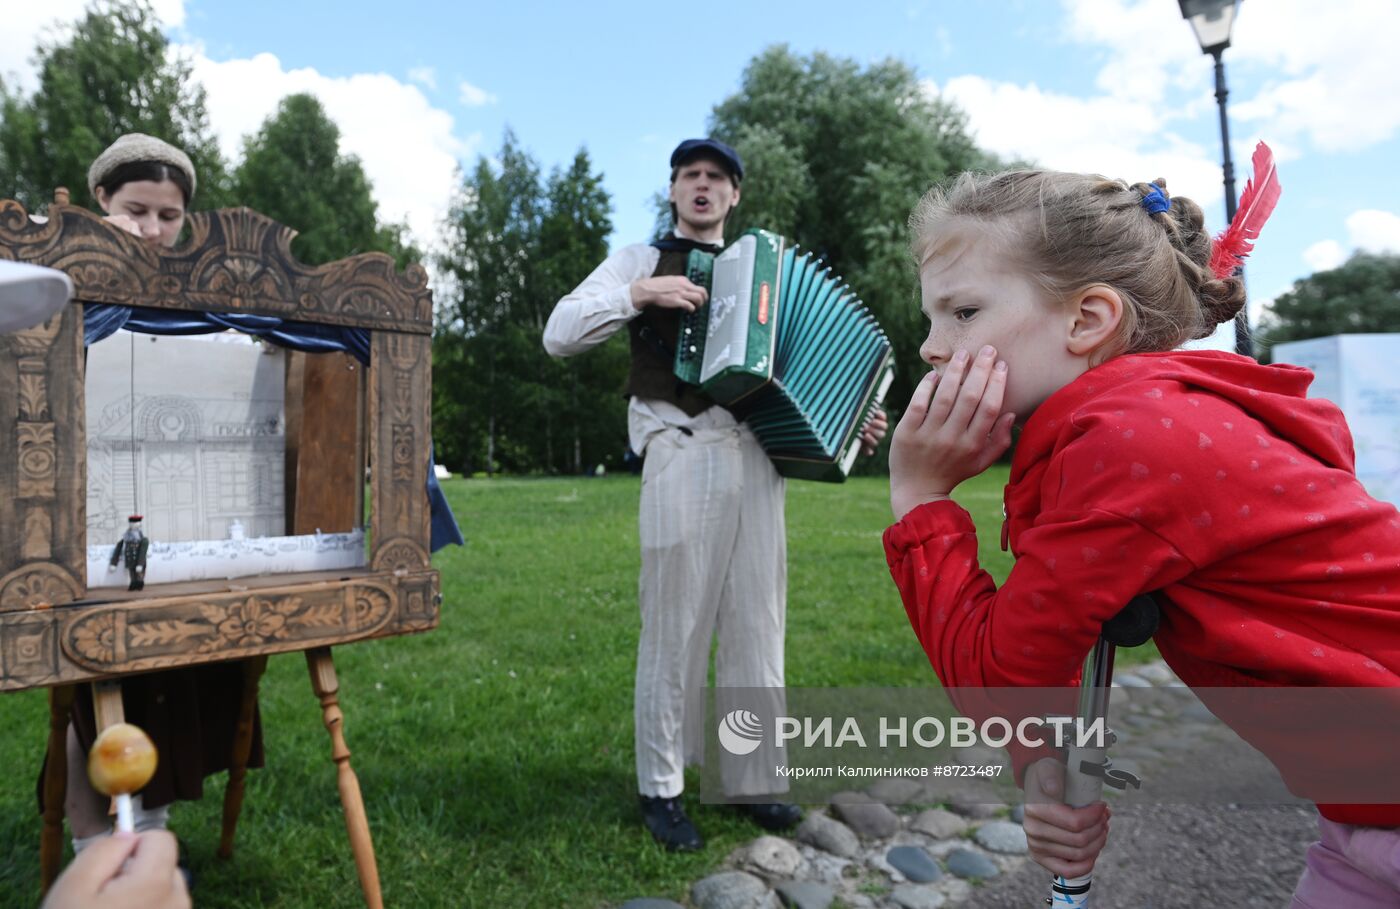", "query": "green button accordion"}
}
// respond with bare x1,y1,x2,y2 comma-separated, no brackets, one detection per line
673,229,894,482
